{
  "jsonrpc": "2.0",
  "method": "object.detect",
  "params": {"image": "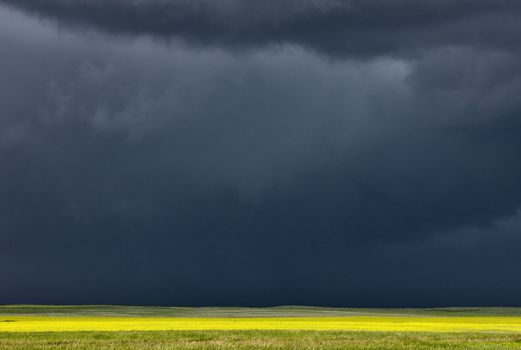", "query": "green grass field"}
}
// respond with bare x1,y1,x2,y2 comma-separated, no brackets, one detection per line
2,306,521,349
